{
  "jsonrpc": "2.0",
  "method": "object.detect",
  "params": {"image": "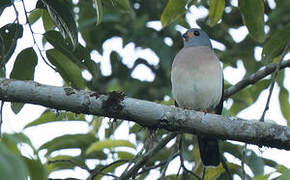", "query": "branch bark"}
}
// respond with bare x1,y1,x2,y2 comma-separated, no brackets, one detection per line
224,59,290,99
0,78,289,150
